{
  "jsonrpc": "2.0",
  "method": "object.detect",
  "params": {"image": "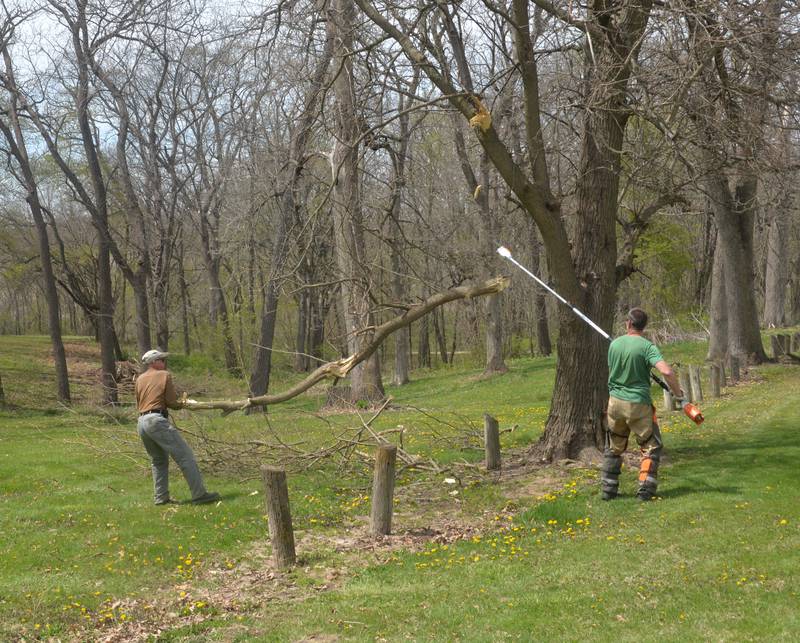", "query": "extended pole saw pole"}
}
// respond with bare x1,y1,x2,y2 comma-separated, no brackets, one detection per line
496,246,704,424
